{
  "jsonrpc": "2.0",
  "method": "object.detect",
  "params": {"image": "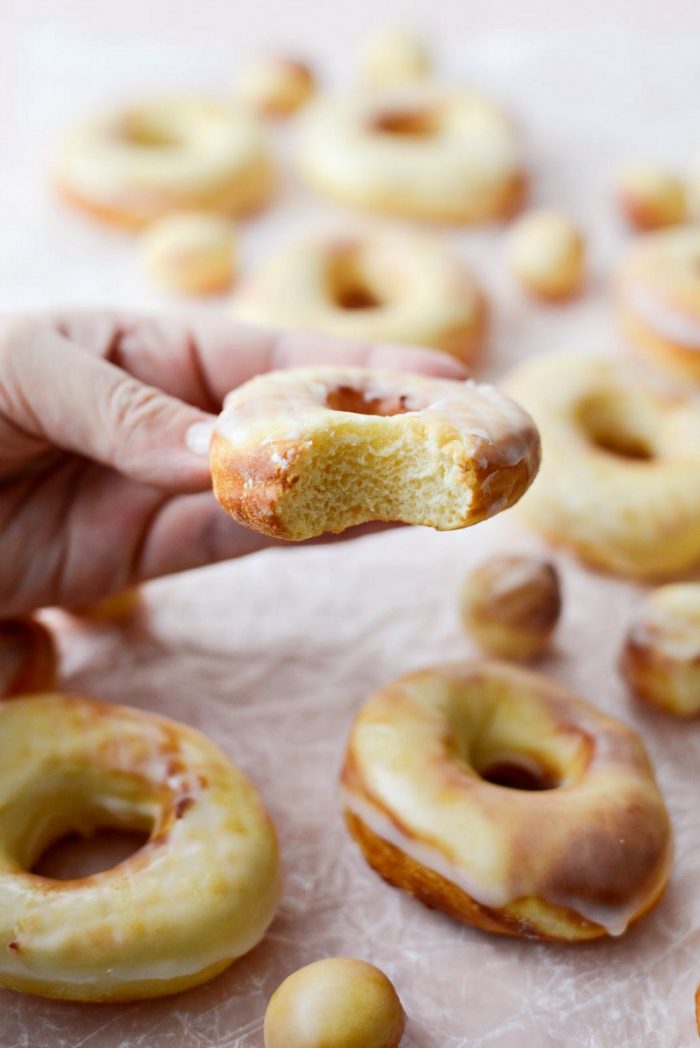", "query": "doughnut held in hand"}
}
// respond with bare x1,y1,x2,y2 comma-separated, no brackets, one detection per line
210,366,540,540
0,694,280,1000
297,84,525,223
231,227,486,363
616,227,700,382
56,96,275,229
460,554,561,660
621,584,700,717
0,618,57,698
341,660,672,942
505,352,700,578
264,957,405,1048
